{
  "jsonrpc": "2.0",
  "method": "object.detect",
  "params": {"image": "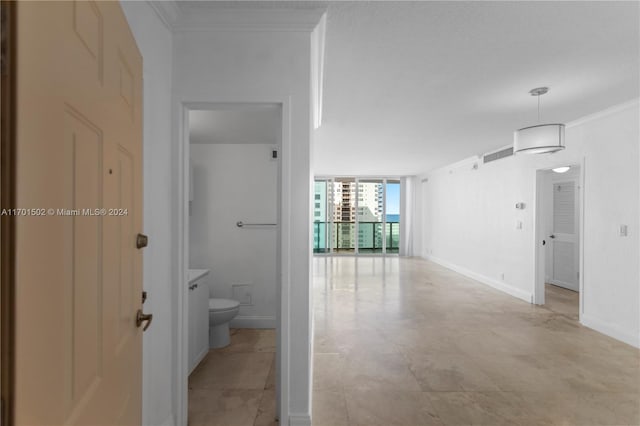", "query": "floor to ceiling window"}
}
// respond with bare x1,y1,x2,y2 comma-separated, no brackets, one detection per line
313,177,401,255
313,180,329,253
385,180,400,253
331,178,356,253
